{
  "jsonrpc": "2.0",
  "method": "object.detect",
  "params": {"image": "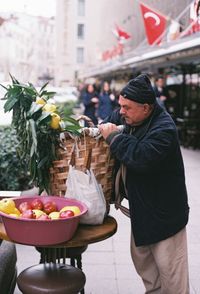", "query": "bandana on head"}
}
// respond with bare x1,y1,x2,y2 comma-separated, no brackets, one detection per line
120,74,156,104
